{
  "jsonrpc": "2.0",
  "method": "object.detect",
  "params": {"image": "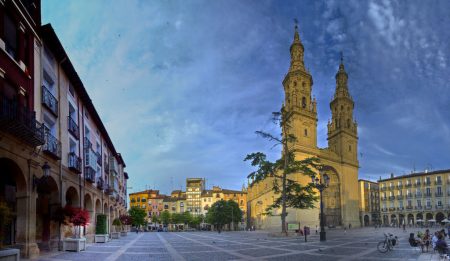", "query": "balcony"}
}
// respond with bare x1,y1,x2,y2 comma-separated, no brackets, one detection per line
109,157,118,176
397,195,403,200
388,207,396,211
397,207,404,210
84,137,92,149
414,182,421,187
381,197,387,201
84,146,98,169
389,186,394,190
96,177,104,190
96,152,102,166
381,187,387,191
405,183,412,188
85,166,96,183
425,205,432,210
424,193,432,198
42,86,58,116
415,206,423,210
435,192,443,197
43,132,61,159
436,180,442,185
381,208,387,212
68,116,79,139
415,193,422,198
397,185,403,189
406,206,413,210
0,96,45,146
104,159,109,174
389,196,395,200
436,205,444,209
68,152,82,174
106,185,114,195
424,181,431,186
406,194,413,199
